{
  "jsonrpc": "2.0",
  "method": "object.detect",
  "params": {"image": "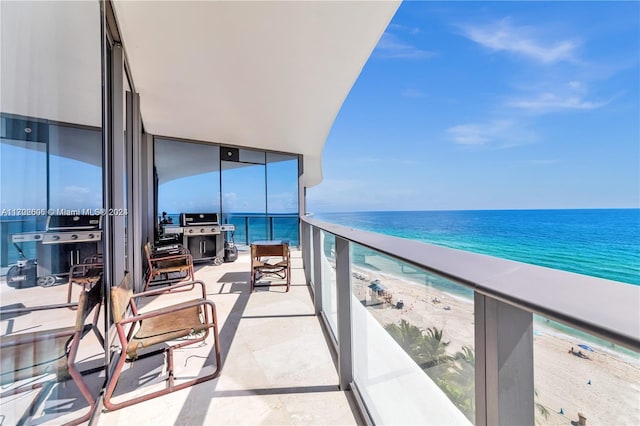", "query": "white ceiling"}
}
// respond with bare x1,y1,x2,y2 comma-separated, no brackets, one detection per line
1,1,399,188
0,1,102,127
112,1,400,187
